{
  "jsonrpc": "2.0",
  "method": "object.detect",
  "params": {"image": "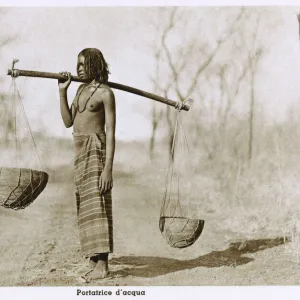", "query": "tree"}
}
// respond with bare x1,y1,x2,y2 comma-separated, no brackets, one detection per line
150,7,245,161
0,9,17,143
